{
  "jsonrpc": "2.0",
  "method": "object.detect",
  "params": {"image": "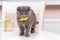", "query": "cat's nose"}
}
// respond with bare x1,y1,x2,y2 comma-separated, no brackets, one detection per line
23,16,25,18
